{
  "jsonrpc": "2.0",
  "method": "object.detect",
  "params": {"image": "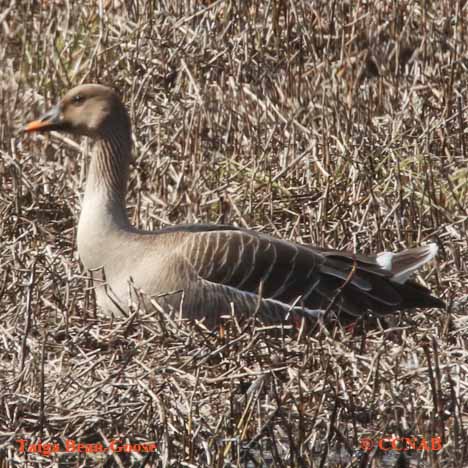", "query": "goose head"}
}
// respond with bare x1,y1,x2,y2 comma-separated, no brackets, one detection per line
24,84,129,138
